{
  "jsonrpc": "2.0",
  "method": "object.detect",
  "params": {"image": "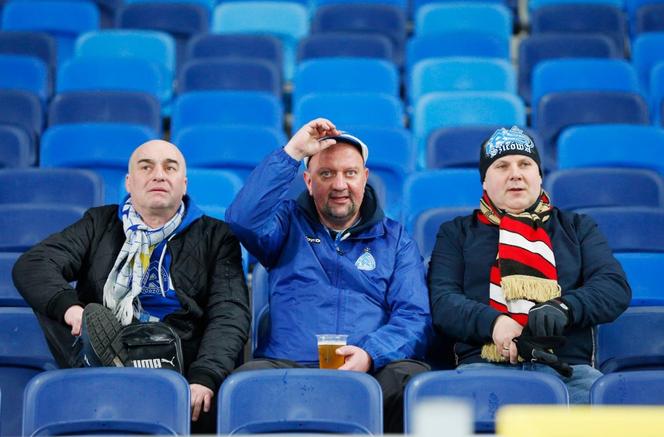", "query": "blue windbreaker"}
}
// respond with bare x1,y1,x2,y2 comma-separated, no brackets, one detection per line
226,149,431,370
